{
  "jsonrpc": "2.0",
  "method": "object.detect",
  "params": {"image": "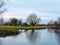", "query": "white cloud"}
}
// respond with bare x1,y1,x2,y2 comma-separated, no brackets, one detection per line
2,8,58,21
1,0,60,24
0,7,59,24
